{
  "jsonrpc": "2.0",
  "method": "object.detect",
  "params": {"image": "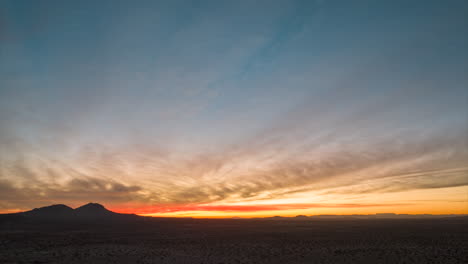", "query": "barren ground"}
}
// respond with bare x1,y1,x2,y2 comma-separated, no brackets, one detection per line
1,217,467,263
